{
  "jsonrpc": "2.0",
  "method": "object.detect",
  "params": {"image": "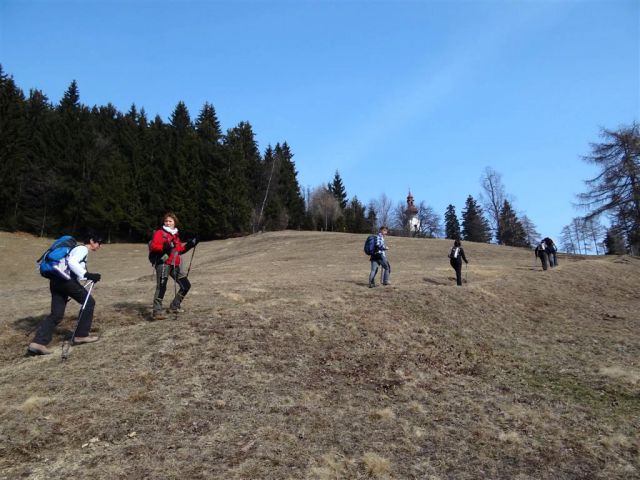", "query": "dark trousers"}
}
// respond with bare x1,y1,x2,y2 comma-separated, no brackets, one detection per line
539,251,549,270
153,263,191,312
450,259,463,286
33,277,94,345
